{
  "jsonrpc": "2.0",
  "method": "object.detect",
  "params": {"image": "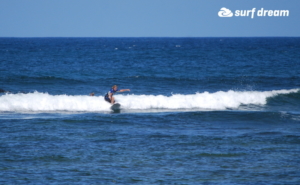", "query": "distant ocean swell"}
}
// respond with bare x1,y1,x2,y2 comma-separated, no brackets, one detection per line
0,89,298,112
